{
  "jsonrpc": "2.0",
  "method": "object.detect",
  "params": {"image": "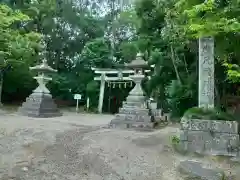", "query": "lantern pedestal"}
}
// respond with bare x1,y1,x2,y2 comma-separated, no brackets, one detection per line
19,92,62,118
19,75,62,118
109,53,154,130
